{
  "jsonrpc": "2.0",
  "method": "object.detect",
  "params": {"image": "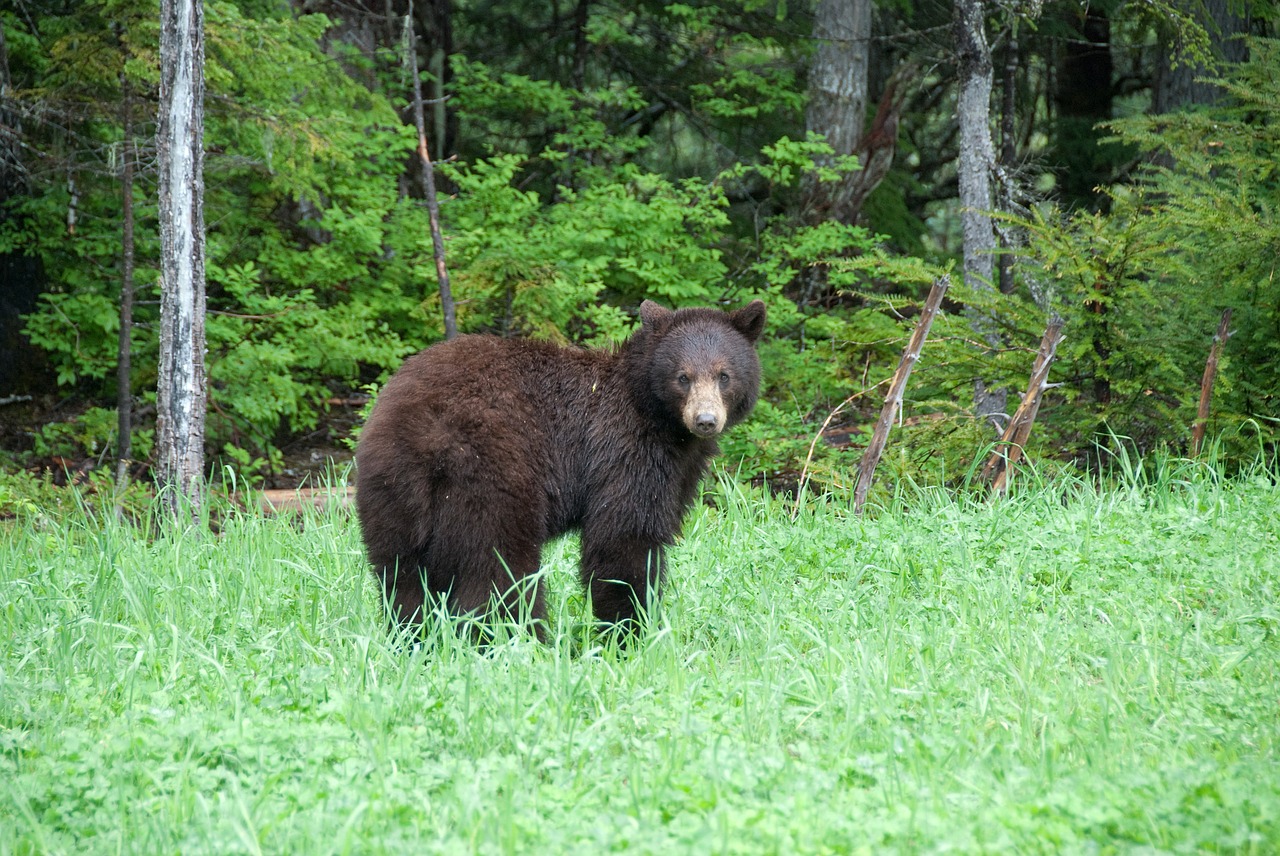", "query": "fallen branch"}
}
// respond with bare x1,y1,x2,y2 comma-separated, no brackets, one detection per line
255,486,355,514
